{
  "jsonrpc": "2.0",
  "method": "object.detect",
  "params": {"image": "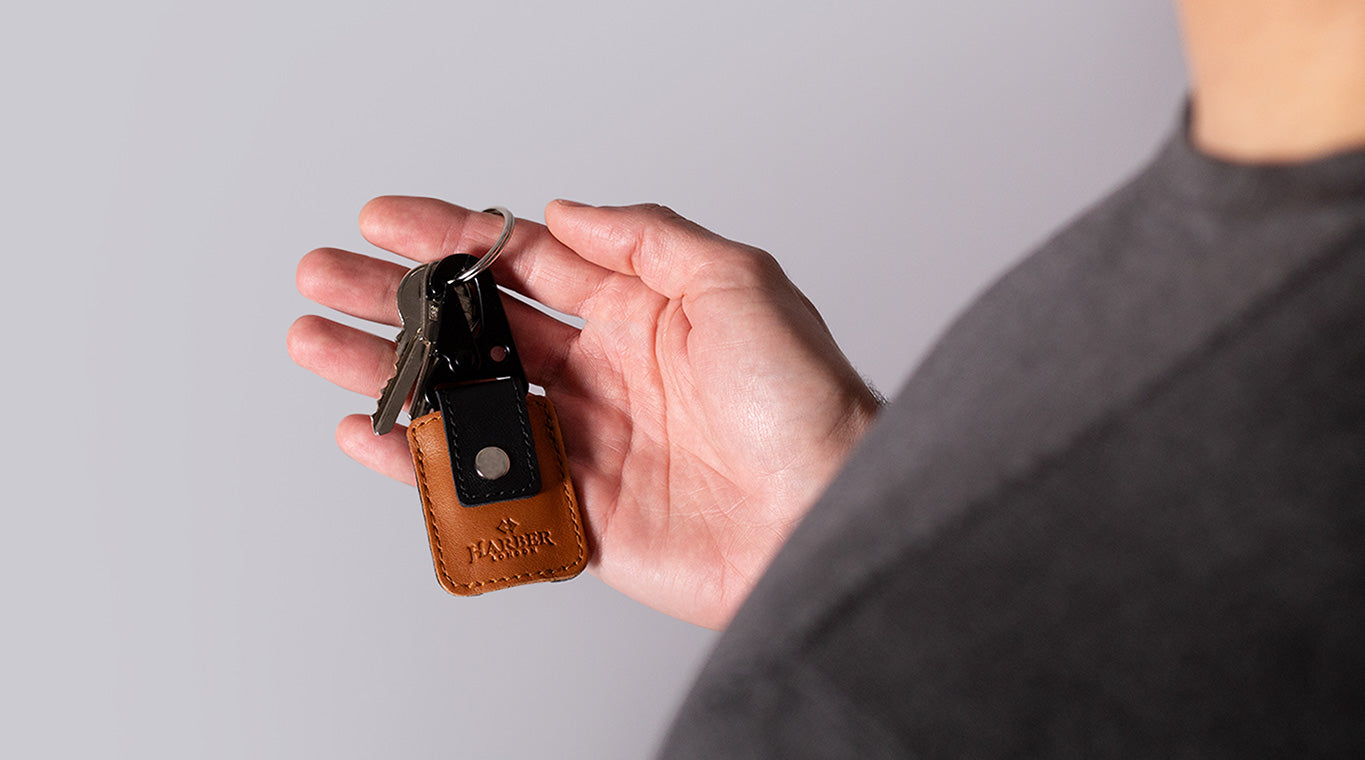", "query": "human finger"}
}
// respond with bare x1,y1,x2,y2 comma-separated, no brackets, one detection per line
287,315,398,398
297,248,408,326
543,200,784,301
499,295,584,393
358,196,625,318
336,414,417,486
